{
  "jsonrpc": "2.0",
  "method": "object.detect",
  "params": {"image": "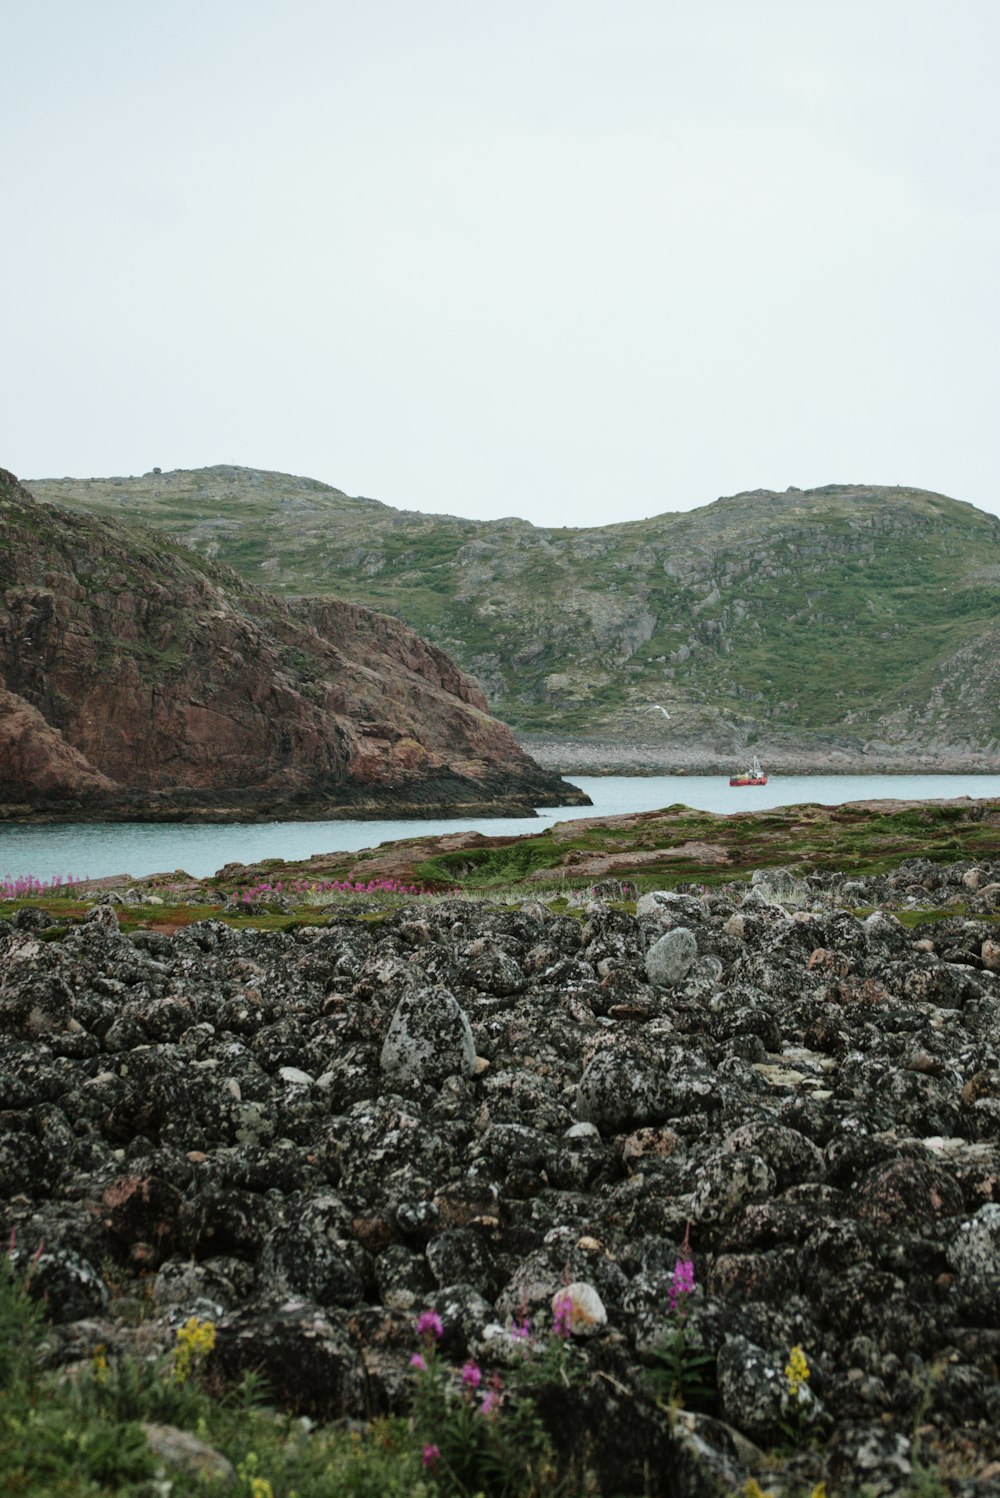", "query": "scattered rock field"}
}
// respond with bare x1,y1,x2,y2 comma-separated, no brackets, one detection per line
3,858,1000,1494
